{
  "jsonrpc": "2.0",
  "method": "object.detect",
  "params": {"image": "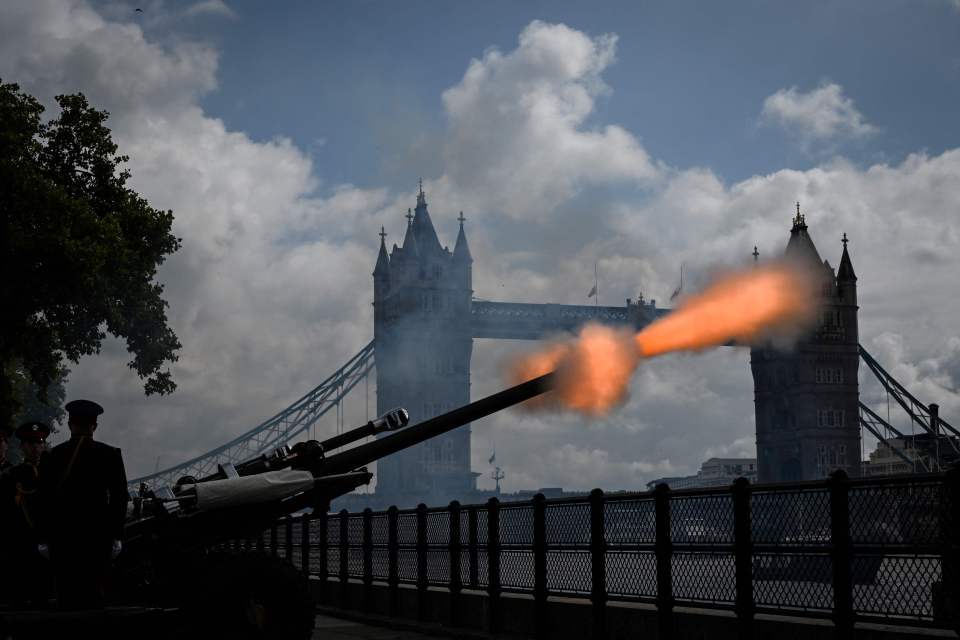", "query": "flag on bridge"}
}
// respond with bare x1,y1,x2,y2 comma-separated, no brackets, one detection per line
670,263,684,302
588,261,599,301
